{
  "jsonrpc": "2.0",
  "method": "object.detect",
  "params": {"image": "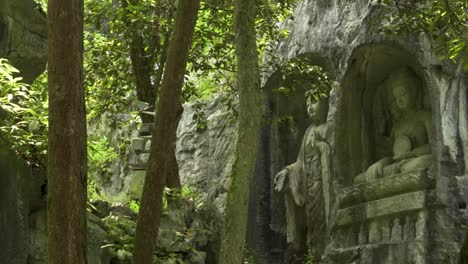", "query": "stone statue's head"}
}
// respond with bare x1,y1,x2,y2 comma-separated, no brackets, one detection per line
307,96,329,123
387,67,420,111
